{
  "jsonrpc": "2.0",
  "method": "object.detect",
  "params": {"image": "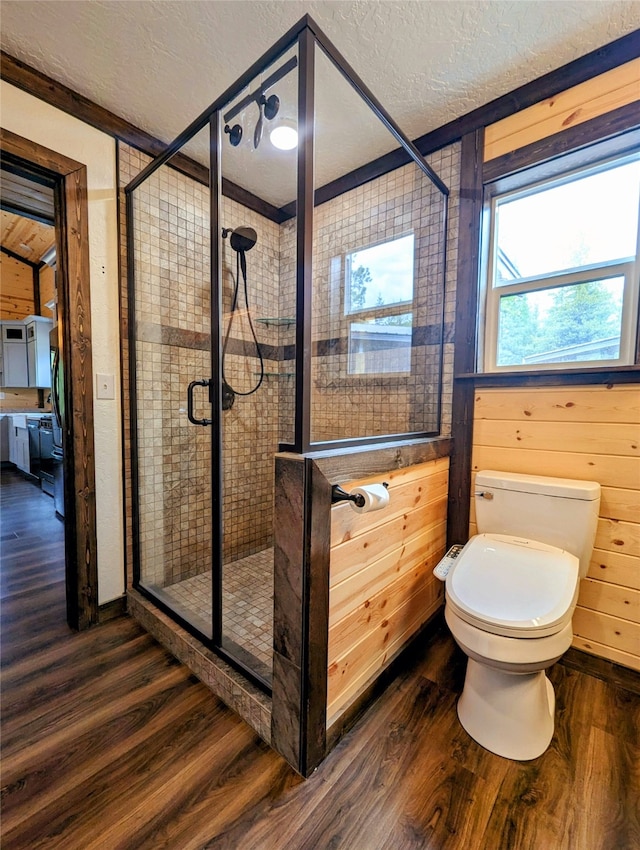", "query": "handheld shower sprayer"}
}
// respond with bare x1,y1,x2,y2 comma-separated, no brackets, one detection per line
221,226,263,409
229,226,257,253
